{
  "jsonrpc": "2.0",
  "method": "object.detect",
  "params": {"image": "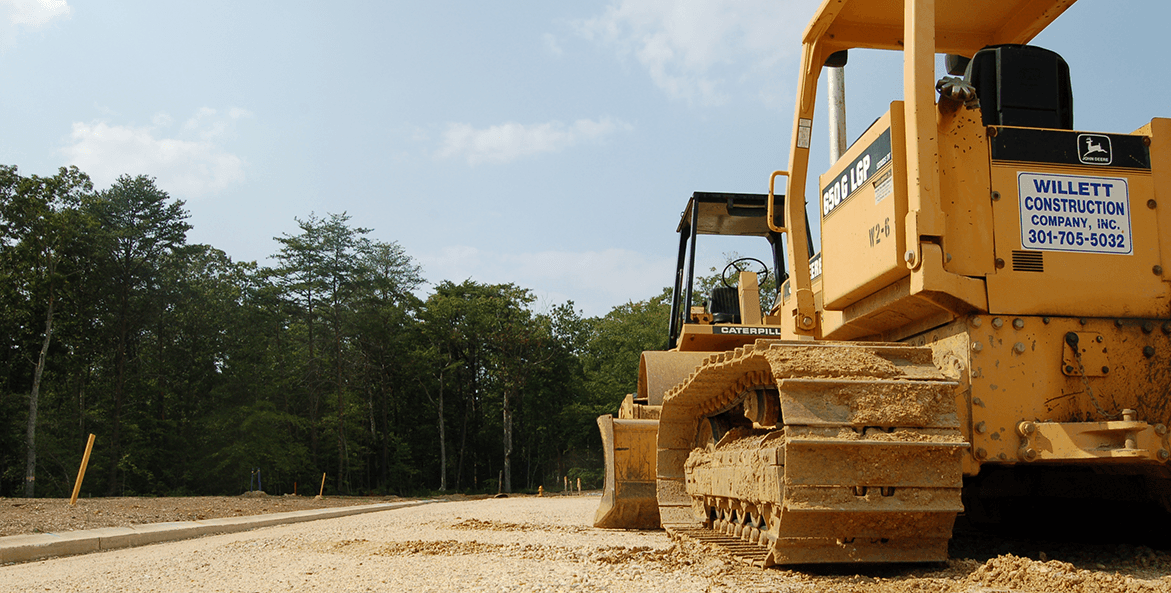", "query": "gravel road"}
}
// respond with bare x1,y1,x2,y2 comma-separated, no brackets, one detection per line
3,495,1171,592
